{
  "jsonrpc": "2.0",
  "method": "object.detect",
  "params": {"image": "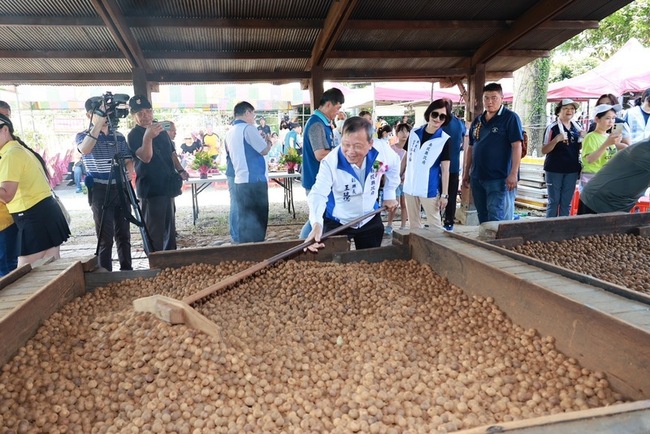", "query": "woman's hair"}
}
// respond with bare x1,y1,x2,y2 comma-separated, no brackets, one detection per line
395,122,412,134
377,124,392,138
0,113,50,180
596,93,618,106
634,88,650,107
423,99,452,126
